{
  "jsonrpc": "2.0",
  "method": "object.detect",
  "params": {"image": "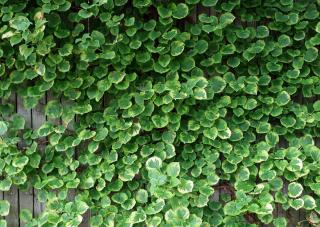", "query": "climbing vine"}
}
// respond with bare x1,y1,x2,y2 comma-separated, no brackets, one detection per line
1,0,320,226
